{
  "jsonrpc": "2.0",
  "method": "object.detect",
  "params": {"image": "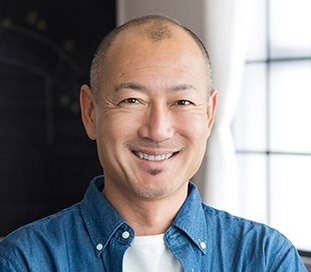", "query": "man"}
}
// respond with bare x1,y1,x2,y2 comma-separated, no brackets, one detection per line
0,15,307,271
